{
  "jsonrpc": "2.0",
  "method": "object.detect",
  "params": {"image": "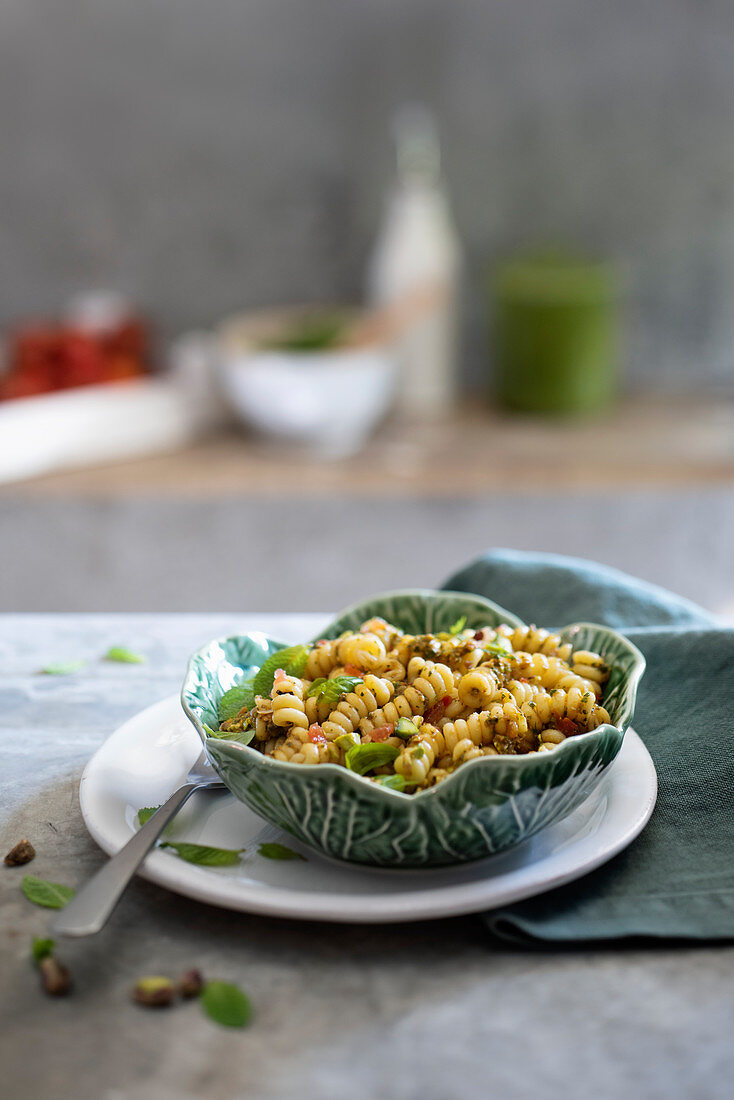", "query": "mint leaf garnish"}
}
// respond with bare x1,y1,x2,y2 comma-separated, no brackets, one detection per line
137,806,161,827
218,678,256,722
32,937,56,963
258,842,306,861
378,774,406,791
104,646,146,664
449,616,467,636
483,641,512,659
159,842,243,866
40,660,86,675
345,743,400,775
210,727,255,746
306,675,362,705
22,875,75,909
200,980,253,1028
252,646,309,698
